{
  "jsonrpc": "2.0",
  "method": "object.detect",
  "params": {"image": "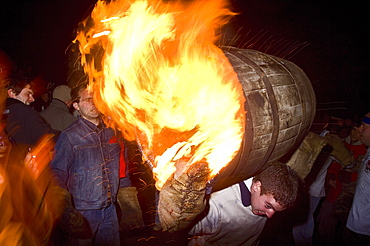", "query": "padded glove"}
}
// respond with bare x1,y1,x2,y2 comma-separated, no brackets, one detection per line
51,186,92,239
324,134,354,168
116,186,145,231
158,161,210,232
